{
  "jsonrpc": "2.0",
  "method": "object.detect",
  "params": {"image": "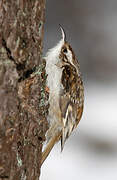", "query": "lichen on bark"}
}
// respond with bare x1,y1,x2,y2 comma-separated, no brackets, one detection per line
0,0,48,179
